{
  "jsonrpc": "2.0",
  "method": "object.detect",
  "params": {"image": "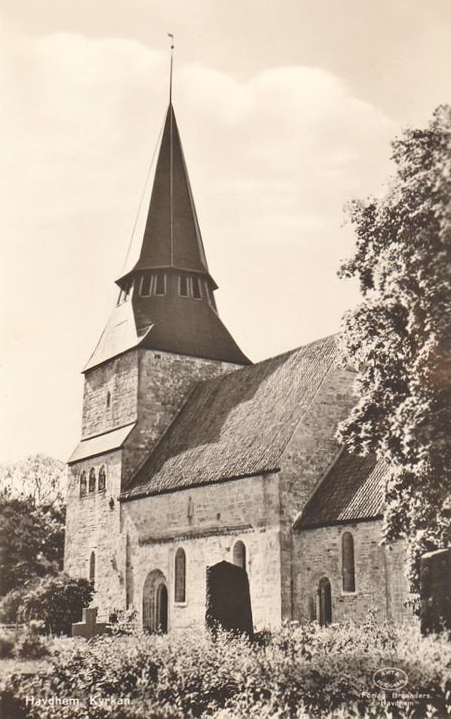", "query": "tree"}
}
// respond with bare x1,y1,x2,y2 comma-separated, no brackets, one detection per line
17,573,94,635
0,489,65,597
0,454,66,506
338,105,451,590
